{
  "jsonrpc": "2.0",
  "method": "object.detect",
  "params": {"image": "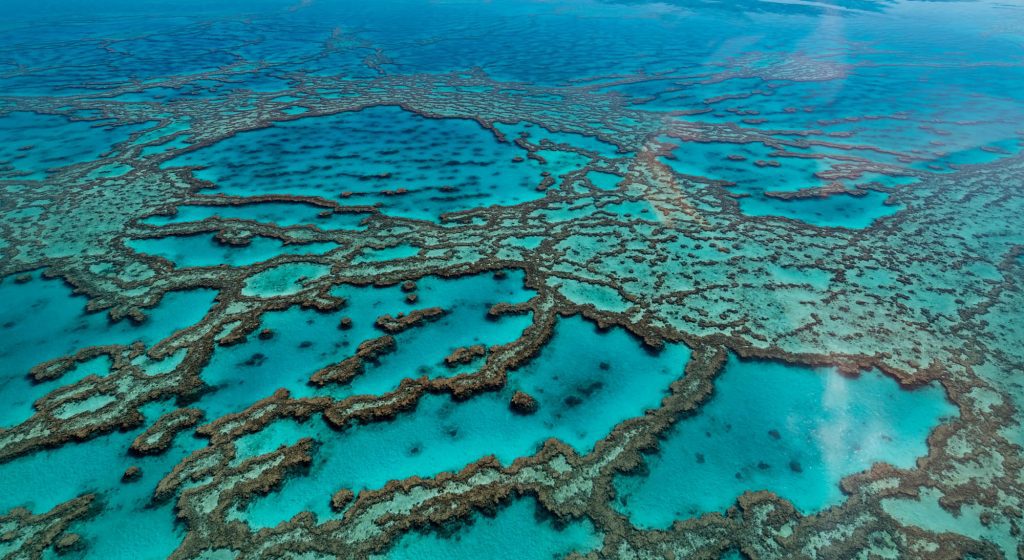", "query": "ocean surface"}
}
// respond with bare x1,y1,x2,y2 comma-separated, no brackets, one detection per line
0,0,1022,558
